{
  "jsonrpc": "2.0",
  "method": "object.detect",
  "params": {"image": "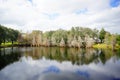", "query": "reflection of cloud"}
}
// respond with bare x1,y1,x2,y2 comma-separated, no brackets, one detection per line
0,56,120,80
89,56,120,78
